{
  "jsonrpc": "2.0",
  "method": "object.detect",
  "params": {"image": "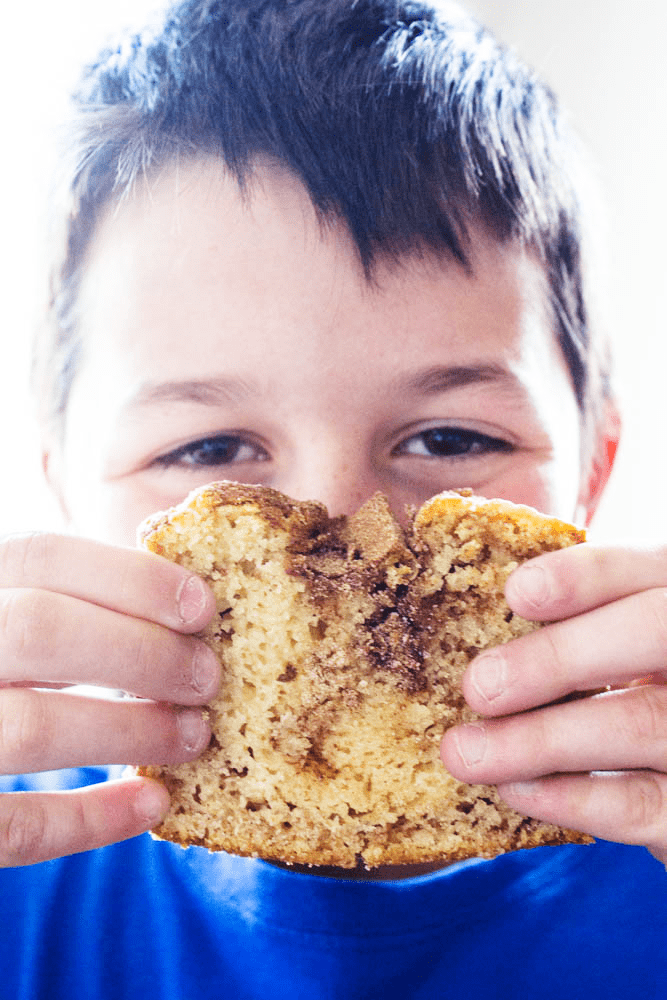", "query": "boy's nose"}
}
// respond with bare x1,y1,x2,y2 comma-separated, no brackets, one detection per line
278,448,384,519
